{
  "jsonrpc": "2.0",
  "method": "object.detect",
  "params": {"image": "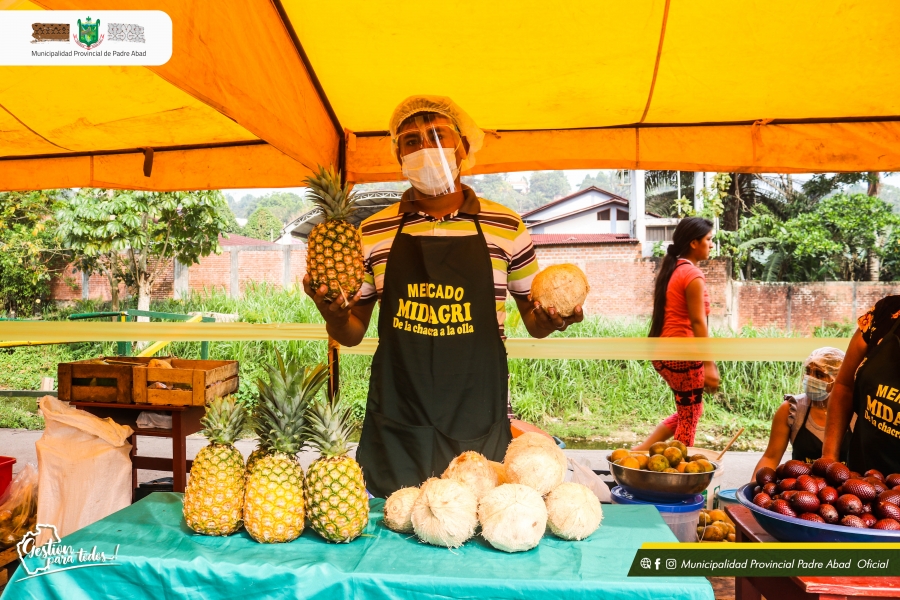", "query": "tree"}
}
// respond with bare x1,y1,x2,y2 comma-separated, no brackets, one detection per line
0,190,66,315
463,174,526,211
719,193,898,282
243,207,282,242
57,189,231,314
523,171,570,211
219,202,243,234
